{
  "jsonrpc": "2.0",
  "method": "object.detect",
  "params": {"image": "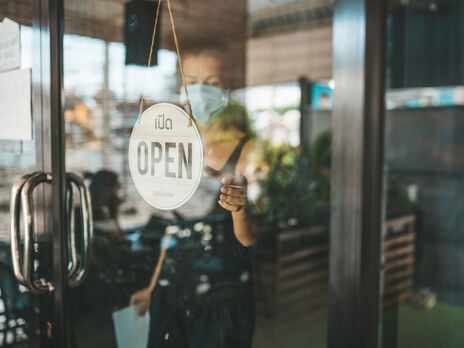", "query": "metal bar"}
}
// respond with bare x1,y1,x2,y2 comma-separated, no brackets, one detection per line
360,1,387,347
66,181,78,279
35,0,55,345
21,172,55,294
10,174,35,286
329,0,387,347
66,173,94,288
49,0,69,346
